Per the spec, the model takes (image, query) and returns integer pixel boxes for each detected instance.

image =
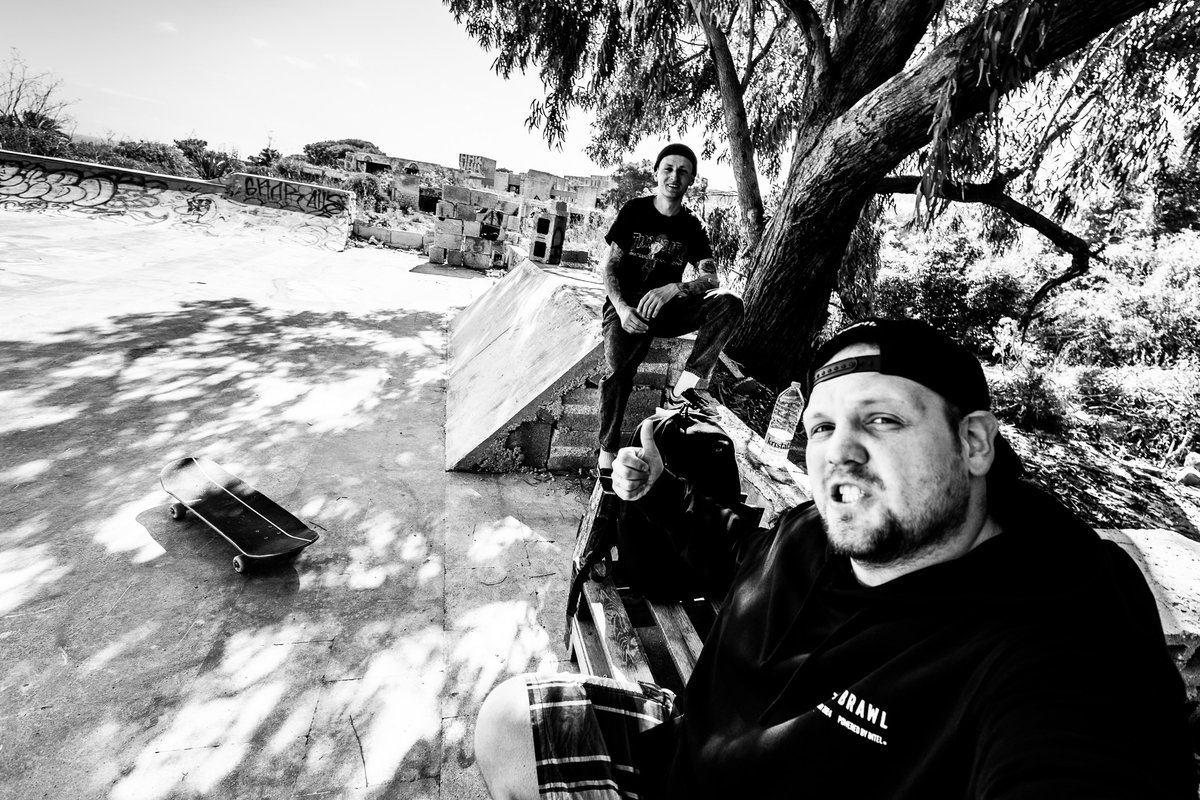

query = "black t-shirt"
[605,195,713,303]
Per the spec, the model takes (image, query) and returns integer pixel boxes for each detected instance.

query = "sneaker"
[661,387,715,414]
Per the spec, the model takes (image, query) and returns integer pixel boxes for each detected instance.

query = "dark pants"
[598,292,744,452]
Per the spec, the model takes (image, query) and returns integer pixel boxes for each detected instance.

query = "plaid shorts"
[526,674,678,800]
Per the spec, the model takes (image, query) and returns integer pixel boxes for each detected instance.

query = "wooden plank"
[570,610,613,679]
[647,601,705,683]
[582,578,656,684]
[571,479,615,579]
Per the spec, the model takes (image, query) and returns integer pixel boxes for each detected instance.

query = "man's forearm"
[602,242,628,310]
[676,258,720,296]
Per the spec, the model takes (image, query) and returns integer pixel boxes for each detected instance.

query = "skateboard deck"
[159,456,319,572]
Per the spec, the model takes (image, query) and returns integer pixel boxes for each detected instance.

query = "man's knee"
[712,292,744,319]
[475,675,538,800]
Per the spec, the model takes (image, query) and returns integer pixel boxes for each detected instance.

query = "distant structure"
[565,174,617,210]
[340,149,619,213]
[459,153,498,184]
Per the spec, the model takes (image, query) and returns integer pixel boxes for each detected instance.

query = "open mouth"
[831,483,866,505]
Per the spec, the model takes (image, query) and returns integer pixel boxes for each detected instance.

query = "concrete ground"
[0,213,589,799]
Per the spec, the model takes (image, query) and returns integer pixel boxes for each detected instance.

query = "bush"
[875,232,1028,358]
[111,140,197,177]
[990,362,1069,434]
[1038,235,1200,367]
[344,173,385,213]
[0,124,72,157]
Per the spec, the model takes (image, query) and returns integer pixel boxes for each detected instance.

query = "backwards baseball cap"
[806,318,1024,483]
[654,143,698,174]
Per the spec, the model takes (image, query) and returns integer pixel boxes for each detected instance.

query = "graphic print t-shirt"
[605,195,714,304]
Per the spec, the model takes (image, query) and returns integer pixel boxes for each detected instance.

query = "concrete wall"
[1,149,355,251]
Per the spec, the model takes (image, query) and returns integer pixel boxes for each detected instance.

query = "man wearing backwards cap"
[594,142,743,482]
[474,318,1195,800]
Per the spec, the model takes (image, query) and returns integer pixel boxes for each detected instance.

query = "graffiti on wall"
[230,175,349,217]
[0,158,350,251]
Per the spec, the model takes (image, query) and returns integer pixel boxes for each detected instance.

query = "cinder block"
[500,200,521,215]
[436,200,456,218]
[443,185,472,203]
[446,249,464,267]
[563,385,600,407]
[462,251,493,270]
[455,204,477,222]
[561,249,589,264]
[634,361,668,388]
[428,246,446,265]
[389,230,425,249]
[554,200,568,216]
[462,220,482,237]
[546,449,595,472]
[556,411,596,431]
[551,428,599,450]
[433,233,462,250]
[463,237,497,255]
[471,189,501,209]
[436,217,464,235]
[505,215,523,231]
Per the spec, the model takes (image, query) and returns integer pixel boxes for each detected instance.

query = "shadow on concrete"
[0,293,579,798]
[410,262,492,280]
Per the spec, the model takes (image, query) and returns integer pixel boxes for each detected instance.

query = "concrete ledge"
[1,149,354,251]
[1099,528,1200,695]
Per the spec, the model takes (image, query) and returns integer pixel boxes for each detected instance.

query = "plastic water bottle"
[763,381,804,467]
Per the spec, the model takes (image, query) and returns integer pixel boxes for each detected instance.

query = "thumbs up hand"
[613,417,665,501]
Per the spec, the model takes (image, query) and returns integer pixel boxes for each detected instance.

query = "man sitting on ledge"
[595,142,743,481]
[475,318,1196,799]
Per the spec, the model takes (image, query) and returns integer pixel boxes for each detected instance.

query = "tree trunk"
[728,0,1161,386]
[692,0,766,249]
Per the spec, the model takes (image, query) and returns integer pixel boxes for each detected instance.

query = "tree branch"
[775,0,832,93]
[743,16,789,91]
[875,175,1103,332]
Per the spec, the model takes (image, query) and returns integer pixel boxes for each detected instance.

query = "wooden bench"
[567,391,812,689]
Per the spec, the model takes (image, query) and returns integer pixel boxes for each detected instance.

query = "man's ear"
[961,410,999,477]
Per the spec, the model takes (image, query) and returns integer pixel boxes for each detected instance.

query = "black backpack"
[565,408,753,634]
[616,408,748,601]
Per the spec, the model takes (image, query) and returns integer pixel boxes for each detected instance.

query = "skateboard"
[159,456,319,573]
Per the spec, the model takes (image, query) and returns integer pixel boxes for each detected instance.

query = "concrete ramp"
[1,149,354,251]
[447,260,606,471]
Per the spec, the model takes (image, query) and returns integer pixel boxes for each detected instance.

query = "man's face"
[803,344,971,564]
[655,155,695,201]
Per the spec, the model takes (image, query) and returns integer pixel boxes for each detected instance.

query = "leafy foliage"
[302,139,383,167]
[599,159,654,209]
[874,230,1027,357]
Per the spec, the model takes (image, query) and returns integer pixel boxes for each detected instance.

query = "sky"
[2,0,737,189]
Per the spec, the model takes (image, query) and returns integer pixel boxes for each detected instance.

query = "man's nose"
[824,424,867,466]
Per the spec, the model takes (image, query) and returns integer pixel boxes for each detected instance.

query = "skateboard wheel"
[232,555,247,573]
[169,502,187,520]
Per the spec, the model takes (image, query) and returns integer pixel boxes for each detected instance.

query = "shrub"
[875,232,1028,359]
[990,362,1069,434]
[1040,237,1200,367]
[0,124,72,157]
[111,140,197,177]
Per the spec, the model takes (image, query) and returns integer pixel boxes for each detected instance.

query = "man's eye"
[867,416,899,427]
[808,423,833,436]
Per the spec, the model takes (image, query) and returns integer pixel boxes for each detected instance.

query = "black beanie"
[654,143,698,174]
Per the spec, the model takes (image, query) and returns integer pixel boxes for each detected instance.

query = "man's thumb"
[639,418,661,462]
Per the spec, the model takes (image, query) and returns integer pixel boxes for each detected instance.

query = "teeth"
[837,485,863,504]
